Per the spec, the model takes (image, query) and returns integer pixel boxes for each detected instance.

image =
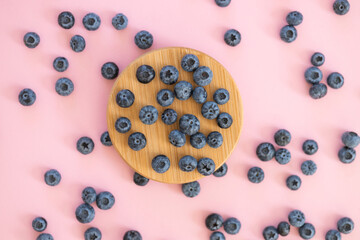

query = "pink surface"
[1,0,360,239]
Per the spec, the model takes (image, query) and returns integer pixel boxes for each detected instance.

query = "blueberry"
[275,148,291,165]
[286,11,303,26]
[151,155,170,173]
[205,213,224,231]
[326,229,342,240]
[179,155,197,172]
[101,62,119,80]
[247,166,264,183]
[96,191,115,210]
[32,217,47,232]
[201,101,220,120]
[217,112,233,129]
[134,30,153,49]
[286,175,301,191]
[311,52,325,67]
[174,81,193,100]
[193,66,213,86]
[179,114,200,136]
[274,129,291,146]
[115,117,131,133]
[136,65,155,84]
[301,160,317,175]
[157,89,175,107]
[77,137,94,155]
[55,77,74,96]
[75,203,95,223]
[192,87,207,104]
[53,57,69,72]
[85,227,102,240]
[82,186,97,204]
[337,217,354,234]
[327,72,344,89]
[139,106,158,125]
[223,217,241,235]
[133,172,149,186]
[190,132,206,149]
[182,181,200,198]
[100,131,112,146]
[160,65,179,85]
[112,13,128,30]
[36,233,54,240]
[333,0,350,15]
[24,32,40,48]
[18,88,36,106]
[128,132,146,151]
[280,25,297,43]
[70,35,86,52]
[83,13,101,31]
[215,0,231,7]
[58,11,75,29]
[181,54,200,72]
[207,131,223,148]
[302,140,318,155]
[123,230,142,240]
[44,169,61,186]
[342,131,360,148]
[161,109,178,125]
[338,146,356,164]
[309,83,328,99]
[305,67,323,84]
[277,221,290,236]
[256,142,275,161]
[263,226,279,240]
[197,158,215,176]
[116,89,135,108]
[224,29,241,47]
[288,210,305,227]
[169,130,186,147]
[210,232,225,240]
[299,223,316,239]
[213,163,228,177]
[213,88,230,105]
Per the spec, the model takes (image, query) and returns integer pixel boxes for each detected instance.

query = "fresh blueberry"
[77,137,94,155]
[309,83,327,99]
[18,88,36,106]
[201,101,220,119]
[217,112,233,129]
[179,114,200,136]
[286,11,303,26]
[75,203,95,223]
[32,217,47,232]
[174,81,193,100]
[207,131,223,148]
[224,29,241,47]
[136,65,155,84]
[305,67,323,84]
[161,109,177,125]
[157,89,175,107]
[286,175,301,191]
[223,217,241,235]
[169,130,186,147]
[247,166,264,183]
[342,131,360,148]
[181,54,199,72]
[215,0,231,7]
[101,62,119,80]
[85,227,102,240]
[116,89,135,108]
[82,187,96,204]
[128,132,146,151]
[55,77,74,96]
[112,13,128,30]
[133,172,149,186]
[190,132,207,149]
[70,35,86,52]
[327,72,344,89]
[193,66,213,86]
[299,223,316,239]
[337,217,354,234]
[338,146,356,164]
[160,65,179,85]
[213,89,230,105]
[96,191,115,210]
[302,140,318,155]
[36,233,54,240]
[179,155,197,172]
[333,0,350,15]
[192,87,207,104]
[53,57,69,72]
[263,226,279,240]
[275,148,291,165]
[205,213,224,231]
[58,11,75,29]
[256,142,276,161]
[152,155,170,173]
[311,52,325,67]
[210,232,225,240]
[83,13,101,31]
[274,129,291,146]
[301,160,317,175]
[280,25,297,43]
[288,210,306,227]
[139,105,158,125]
[44,169,61,186]
[115,117,131,133]
[182,181,200,198]
[134,30,153,49]
[325,229,342,240]
[277,221,290,236]
[100,131,112,146]
[24,32,40,48]
[123,230,142,240]
[197,158,215,176]
[213,163,228,177]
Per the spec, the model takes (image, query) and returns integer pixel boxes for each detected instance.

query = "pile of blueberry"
[205,213,241,239]
[338,131,359,164]
[280,11,303,43]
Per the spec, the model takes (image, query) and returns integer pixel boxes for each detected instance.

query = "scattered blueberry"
[205,213,224,231]
[197,158,216,176]
[342,131,360,148]
[338,146,356,164]
[96,191,115,210]
[32,217,47,232]
[101,62,119,80]
[85,227,102,240]
[58,11,75,29]
[83,13,101,31]
[55,77,74,96]
[286,175,302,191]
[207,131,223,148]
[36,233,54,240]
[82,186,97,204]
[115,117,132,133]
[128,132,147,151]
[112,13,128,30]
[337,217,354,234]
[301,160,317,175]
[305,67,323,84]
[161,109,178,125]
[274,129,291,146]
[174,81,193,100]
[247,166,265,183]
[179,114,200,136]
[280,25,297,43]
[133,172,149,186]
[201,101,220,119]
[215,0,231,7]
[286,11,303,26]
[116,89,135,108]
[325,229,342,240]
[224,29,241,47]
[123,230,142,240]
[157,89,175,107]
[309,83,327,100]
[275,148,291,165]
[299,223,316,239]
[53,57,69,72]
[70,35,86,52]
[277,221,290,236]
[311,52,325,67]
[256,142,276,161]
[223,217,241,235]
[263,226,279,240]
[288,210,306,228]
[179,155,197,172]
[77,137,94,155]
[333,0,350,15]
[139,105,158,125]
[193,66,213,86]
[134,30,153,49]
[182,181,200,198]
[169,130,186,147]
[24,32,40,48]
[213,88,230,105]
[75,203,95,223]
[213,163,228,177]
[217,112,233,129]
[136,65,155,84]
[302,140,318,155]
[44,169,61,186]
[18,88,36,106]
[327,72,344,89]
[192,87,207,104]
[181,54,199,72]
[160,65,179,85]
[190,132,207,149]
[210,231,225,240]
[100,131,112,146]
[152,155,170,173]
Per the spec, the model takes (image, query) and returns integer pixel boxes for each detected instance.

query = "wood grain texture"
[107,47,242,184]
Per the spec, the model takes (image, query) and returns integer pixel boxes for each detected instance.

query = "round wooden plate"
[107,47,242,184]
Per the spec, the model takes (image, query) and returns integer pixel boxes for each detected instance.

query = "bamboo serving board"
[107,47,242,184]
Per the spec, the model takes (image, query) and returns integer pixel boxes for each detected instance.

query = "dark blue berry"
[210,232,225,240]
[116,89,135,108]
[182,181,200,198]
[123,230,142,240]
[193,66,213,86]
[44,169,61,186]
[274,129,291,146]
[302,140,318,155]
[192,87,207,104]
[247,167,264,183]
[181,54,199,72]
[288,210,305,227]
[263,226,279,240]
[277,221,290,236]
[83,13,101,31]
[309,83,327,99]
[157,89,175,107]
[256,142,275,161]
[333,0,350,15]
[280,25,297,43]
[18,88,36,106]
[136,65,155,84]
[179,114,200,136]
[169,130,186,147]
[139,105,158,125]
[223,217,241,235]
[75,203,95,223]
[36,233,54,240]
[201,101,220,120]
[213,163,228,177]
[101,62,119,80]
[342,131,360,148]
[70,35,86,52]
[325,229,341,240]
[327,72,344,89]
[151,155,170,173]
[53,57,69,72]
[128,132,146,151]
[58,11,75,29]
[213,88,230,105]
[55,77,74,96]
[133,172,149,186]
[275,148,291,165]
[286,11,303,26]
[115,117,131,133]
[85,227,102,240]
[77,137,94,155]
[112,13,128,30]
[205,213,224,231]
[96,191,115,210]
[215,0,231,7]
[179,155,197,172]
[217,113,233,129]
[160,65,179,85]
[32,217,47,232]
[197,158,215,176]
[190,132,206,149]
[338,147,356,164]
[24,32,40,48]
[174,81,193,100]
[286,175,302,191]
[337,217,354,234]
[224,29,241,47]
[301,160,317,175]
[100,131,112,146]
[311,52,325,67]
[134,30,153,49]
[161,109,177,125]
[305,67,323,84]
[299,223,316,239]
[207,131,223,148]
[82,186,96,204]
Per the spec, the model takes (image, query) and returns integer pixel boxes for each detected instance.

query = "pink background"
[1,0,360,239]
